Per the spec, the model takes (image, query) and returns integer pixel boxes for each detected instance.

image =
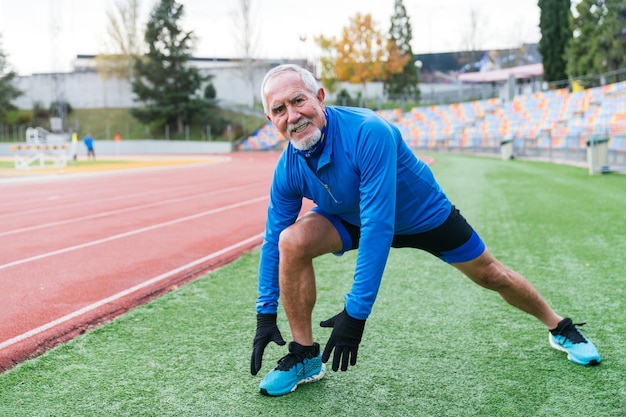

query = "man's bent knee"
[278,225,310,255]
[278,213,343,258]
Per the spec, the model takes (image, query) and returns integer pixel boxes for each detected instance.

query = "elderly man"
[250,64,600,397]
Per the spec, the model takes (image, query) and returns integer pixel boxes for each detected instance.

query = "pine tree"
[597,0,626,81]
[0,35,23,121]
[131,0,215,135]
[384,0,420,101]
[538,0,572,83]
[566,0,600,80]
[567,0,626,83]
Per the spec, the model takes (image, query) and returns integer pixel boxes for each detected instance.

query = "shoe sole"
[549,335,601,366]
[260,364,326,397]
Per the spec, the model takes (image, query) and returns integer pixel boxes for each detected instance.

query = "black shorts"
[313,205,486,264]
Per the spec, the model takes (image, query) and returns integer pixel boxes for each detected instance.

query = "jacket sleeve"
[256,159,303,314]
[344,119,398,320]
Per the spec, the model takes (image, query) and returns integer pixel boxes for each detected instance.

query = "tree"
[231,0,259,107]
[131,0,215,135]
[538,0,572,83]
[596,0,626,80]
[567,0,626,83]
[457,8,486,73]
[316,13,408,100]
[0,35,23,121]
[96,0,144,81]
[316,34,339,93]
[566,0,599,80]
[336,13,386,90]
[384,0,420,101]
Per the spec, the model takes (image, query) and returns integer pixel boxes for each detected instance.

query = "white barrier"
[10,144,70,170]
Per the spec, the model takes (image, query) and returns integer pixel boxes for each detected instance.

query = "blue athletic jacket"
[256,106,452,320]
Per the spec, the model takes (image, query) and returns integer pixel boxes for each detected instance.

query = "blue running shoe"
[259,341,326,396]
[549,318,601,366]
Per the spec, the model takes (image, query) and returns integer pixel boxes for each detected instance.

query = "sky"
[0,0,543,76]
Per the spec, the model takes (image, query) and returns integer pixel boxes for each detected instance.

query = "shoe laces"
[275,342,318,371]
[554,320,588,344]
[275,352,308,371]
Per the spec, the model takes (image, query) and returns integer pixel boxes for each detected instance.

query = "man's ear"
[317,88,325,103]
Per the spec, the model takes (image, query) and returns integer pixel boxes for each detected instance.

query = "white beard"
[289,120,322,151]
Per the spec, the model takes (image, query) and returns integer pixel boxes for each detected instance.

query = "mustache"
[288,118,312,134]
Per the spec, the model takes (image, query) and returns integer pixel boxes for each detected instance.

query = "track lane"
[0,152,281,371]
[0,201,269,334]
[0,184,269,263]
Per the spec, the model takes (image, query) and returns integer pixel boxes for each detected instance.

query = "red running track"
[0,152,288,372]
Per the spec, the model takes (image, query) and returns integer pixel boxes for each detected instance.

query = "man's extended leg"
[453,249,562,328]
[453,249,600,365]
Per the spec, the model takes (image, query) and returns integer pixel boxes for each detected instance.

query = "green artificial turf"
[0,155,624,416]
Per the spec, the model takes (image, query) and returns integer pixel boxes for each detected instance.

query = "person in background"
[83,133,95,160]
[70,131,78,161]
[250,64,601,397]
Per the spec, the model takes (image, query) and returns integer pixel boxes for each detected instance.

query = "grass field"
[0,154,624,417]
[0,157,217,175]
[0,159,134,169]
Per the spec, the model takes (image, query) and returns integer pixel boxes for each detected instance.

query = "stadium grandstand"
[238,79,626,173]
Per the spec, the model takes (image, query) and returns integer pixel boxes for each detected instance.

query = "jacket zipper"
[315,176,341,204]
[305,157,341,204]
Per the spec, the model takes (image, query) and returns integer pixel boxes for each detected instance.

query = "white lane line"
[0,182,263,237]
[0,232,264,351]
[0,174,265,220]
[0,195,267,271]
[0,185,188,219]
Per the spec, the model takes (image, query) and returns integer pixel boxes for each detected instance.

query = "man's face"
[264,71,326,151]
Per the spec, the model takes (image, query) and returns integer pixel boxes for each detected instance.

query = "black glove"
[250,313,286,375]
[320,309,366,371]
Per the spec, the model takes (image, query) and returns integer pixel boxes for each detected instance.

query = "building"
[12,46,542,111]
[12,55,284,110]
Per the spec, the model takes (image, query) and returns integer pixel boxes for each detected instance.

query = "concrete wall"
[13,63,274,110]
[14,73,135,109]
[12,61,496,111]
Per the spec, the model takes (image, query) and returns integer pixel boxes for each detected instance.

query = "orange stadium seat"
[238,81,626,158]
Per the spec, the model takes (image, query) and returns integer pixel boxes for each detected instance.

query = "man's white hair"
[260,64,319,115]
